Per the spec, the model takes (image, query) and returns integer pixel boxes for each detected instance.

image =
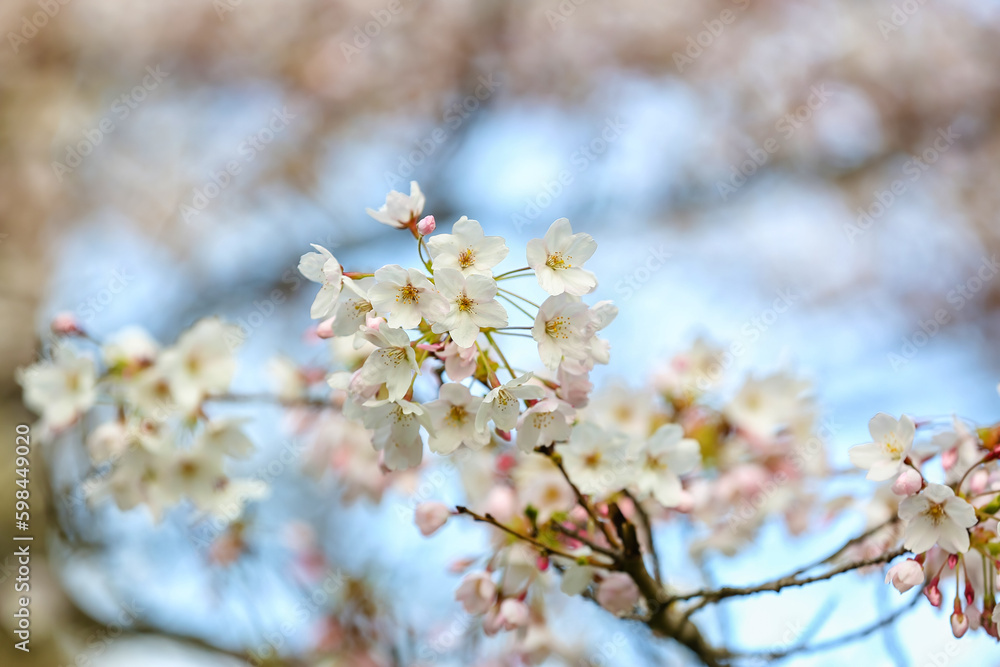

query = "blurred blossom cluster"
[5,1,1000,666]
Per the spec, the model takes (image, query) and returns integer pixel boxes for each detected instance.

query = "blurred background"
[2,0,1000,665]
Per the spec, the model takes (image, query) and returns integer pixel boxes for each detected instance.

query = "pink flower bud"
[414,502,451,537]
[948,554,959,570]
[951,611,969,638]
[595,573,640,616]
[965,580,975,606]
[924,579,942,607]
[456,571,497,615]
[416,215,436,235]
[891,468,922,496]
[316,317,336,339]
[884,558,924,593]
[51,311,82,336]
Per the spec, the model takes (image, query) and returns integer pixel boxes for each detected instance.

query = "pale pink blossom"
[884,558,923,593]
[596,573,640,616]
[456,571,496,615]
[414,501,451,536]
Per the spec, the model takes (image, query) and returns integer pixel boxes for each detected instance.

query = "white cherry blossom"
[362,398,432,471]
[424,382,490,454]
[17,343,97,431]
[516,398,574,452]
[365,180,425,229]
[526,218,598,296]
[369,264,448,329]
[298,244,343,319]
[898,483,977,554]
[532,294,591,369]
[426,216,509,277]
[849,413,915,481]
[559,422,631,497]
[632,423,701,507]
[329,276,375,337]
[357,324,418,402]
[431,268,508,347]
[158,318,239,413]
[476,373,545,432]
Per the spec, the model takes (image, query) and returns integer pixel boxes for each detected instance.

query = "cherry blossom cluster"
[851,410,1000,638]
[16,318,266,520]
[406,341,834,635]
[299,181,616,471]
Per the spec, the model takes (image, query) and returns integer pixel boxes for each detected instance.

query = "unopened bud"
[416,215,436,236]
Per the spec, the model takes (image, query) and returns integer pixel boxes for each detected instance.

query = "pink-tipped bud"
[536,555,550,572]
[965,580,975,606]
[316,317,336,339]
[884,558,924,593]
[948,554,959,570]
[414,502,451,537]
[891,467,923,496]
[51,312,82,336]
[416,215,436,235]
[951,611,969,638]
[924,579,942,607]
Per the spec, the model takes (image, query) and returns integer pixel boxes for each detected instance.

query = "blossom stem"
[454,506,611,566]
[493,267,532,280]
[417,237,433,273]
[489,331,534,339]
[497,288,540,309]
[483,331,517,379]
[544,449,623,552]
[496,292,535,321]
[955,453,993,494]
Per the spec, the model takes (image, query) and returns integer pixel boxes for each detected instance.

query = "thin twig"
[455,506,613,566]
[623,489,662,586]
[671,546,908,611]
[544,450,623,551]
